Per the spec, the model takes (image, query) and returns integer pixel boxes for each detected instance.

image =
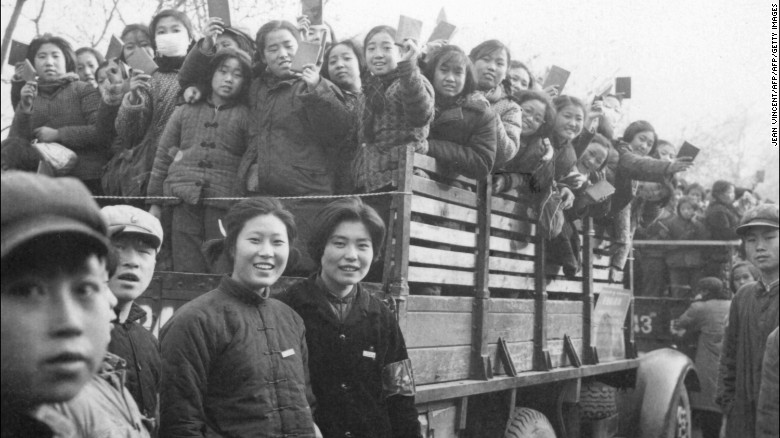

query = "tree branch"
[32,0,47,37]
[90,0,121,48]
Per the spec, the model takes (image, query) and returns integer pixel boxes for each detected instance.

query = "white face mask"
[155,32,190,57]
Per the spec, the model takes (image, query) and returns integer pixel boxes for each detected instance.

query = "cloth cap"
[1,172,109,258]
[736,204,779,236]
[101,205,163,250]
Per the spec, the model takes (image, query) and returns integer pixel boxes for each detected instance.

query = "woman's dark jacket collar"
[219,275,271,305]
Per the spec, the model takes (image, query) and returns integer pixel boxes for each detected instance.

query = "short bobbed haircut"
[514,89,555,139]
[320,39,365,82]
[27,34,77,73]
[468,39,512,91]
[308,197,386,266]
[149,9,193,50]
[423,45,477,98]
[204,49,253,106]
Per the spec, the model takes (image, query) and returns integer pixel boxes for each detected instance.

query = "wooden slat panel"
[410,245,476,269]
[409,346,471,384]
[403,312,473,348]
[488,274,583,294]
[548,313,583,339]
[488,312,534,343]
[410,221,477,248]
[488,235,536,256]
[413,153,477,185]
[411,176,478,207]
[411,196,478,225]
[406,296,474,313]
[490,212,536,236]
[546,278,583,294]
[489,274,534,291]
[488,298,535,313]
[408,266,475,286]
[489,341,534,374]
[593,254,611,267]
[593,283,630,295]
[548,300,581,314]
[488,256,534,274]
[547,338,583,368]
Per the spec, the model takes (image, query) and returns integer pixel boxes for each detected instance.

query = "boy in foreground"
[1,172,117,436]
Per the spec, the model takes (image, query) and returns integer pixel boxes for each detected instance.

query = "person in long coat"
[717,204,779,438]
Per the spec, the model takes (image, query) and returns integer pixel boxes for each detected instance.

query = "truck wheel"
[580,381,618,420]
[666,383,692,438]
[504,407,556,438]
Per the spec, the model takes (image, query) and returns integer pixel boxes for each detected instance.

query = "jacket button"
[345,433,353,438]
[340,383,349,391]
[339,334,346,341]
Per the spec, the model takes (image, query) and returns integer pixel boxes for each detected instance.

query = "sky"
[1,0,777,198]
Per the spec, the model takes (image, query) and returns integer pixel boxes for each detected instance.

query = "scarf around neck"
[155,55,186,73]
[36,73,79,96]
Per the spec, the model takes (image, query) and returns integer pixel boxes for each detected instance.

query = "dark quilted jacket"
[160,276,316,438]
[114,70,181,196]
[353,61,434,192]
[9,77,106,180]
[147,101,249,206]
[427,93,498,180]
[276,277,422,438]
[236,75,352,196]
[107,303,160,422]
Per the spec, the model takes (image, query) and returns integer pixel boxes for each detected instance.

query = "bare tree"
[0,0,28,75]
[30,0,46,37]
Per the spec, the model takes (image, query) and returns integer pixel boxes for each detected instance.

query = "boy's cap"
[1,172,109,258]
[736,204,779,236]
[101,205,163,250]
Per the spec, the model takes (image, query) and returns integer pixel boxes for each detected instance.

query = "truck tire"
[580,381,618,420]
[666,383,692,438]
[504,407,556,438]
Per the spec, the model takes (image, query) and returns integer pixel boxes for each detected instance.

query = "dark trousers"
[172,203,226,273]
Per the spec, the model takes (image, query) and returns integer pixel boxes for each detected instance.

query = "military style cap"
[736,204,779,236]
[101,205,163,250]
[1,172,109,258]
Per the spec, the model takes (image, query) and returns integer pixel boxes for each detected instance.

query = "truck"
[137,147,698,438]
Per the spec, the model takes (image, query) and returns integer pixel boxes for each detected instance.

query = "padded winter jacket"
[237,74,352,196]
[717,280,779,438]
[9,76,106,180]
[107,302,161,421]
[353,61,434,192]
[114,70,182,196]
[160,276,316,438]
[276,277,422,438]
[480,85,521,167]
[147,101,249,207]
[427,93,498,180]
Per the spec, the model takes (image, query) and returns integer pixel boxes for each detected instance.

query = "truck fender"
[616,348,700,438]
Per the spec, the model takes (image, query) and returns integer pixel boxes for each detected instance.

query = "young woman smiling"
[277,197,421,438]
[160,197,321,437]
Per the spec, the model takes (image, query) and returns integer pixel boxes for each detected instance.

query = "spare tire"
[580,381,618,420]
[504,407,556,438]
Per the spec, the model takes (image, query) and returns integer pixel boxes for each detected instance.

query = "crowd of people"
[0,6,778,438]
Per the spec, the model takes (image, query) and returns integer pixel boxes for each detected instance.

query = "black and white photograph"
[1,0,778,437]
